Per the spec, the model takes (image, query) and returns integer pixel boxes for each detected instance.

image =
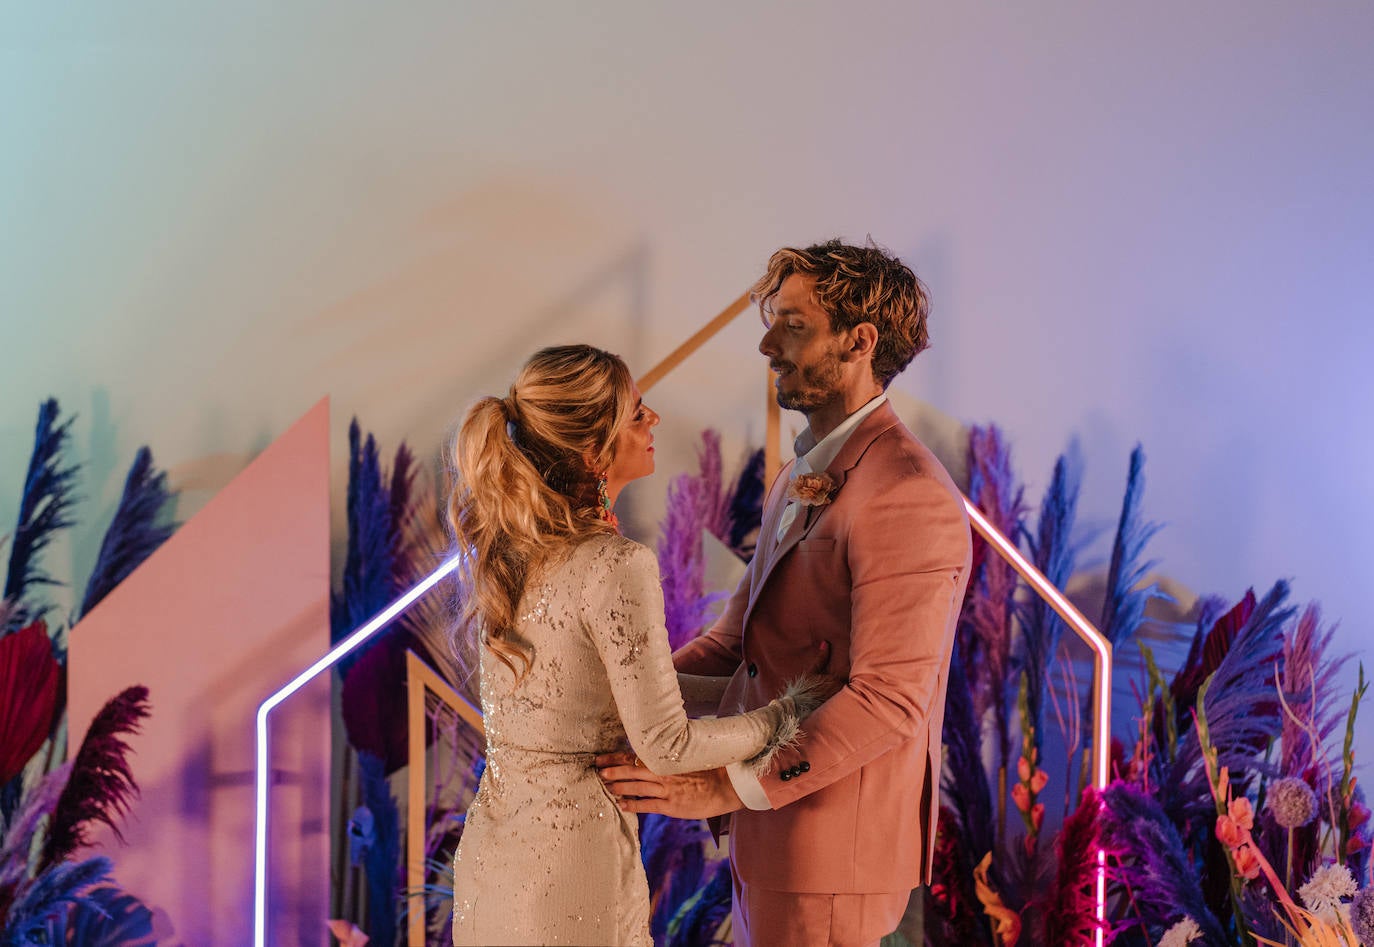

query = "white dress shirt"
[725,394,888,810]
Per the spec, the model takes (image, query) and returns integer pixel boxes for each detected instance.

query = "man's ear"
[841,322,878,360]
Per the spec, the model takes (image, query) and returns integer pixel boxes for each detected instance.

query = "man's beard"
[774,352,844,413]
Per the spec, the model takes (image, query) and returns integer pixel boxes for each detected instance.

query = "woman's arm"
[579,538,817,775]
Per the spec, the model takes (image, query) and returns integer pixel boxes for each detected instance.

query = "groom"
[600,239,972,946]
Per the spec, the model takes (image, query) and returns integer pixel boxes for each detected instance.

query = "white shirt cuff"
[725,761,772,811]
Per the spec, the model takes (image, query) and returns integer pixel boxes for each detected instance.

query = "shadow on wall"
[280,176,655,576]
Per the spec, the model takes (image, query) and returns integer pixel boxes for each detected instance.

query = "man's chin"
[777,393,820,413]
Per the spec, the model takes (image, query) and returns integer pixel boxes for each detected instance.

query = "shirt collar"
[792,393,888,477]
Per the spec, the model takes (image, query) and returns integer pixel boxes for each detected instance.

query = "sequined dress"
[452,534,796,946]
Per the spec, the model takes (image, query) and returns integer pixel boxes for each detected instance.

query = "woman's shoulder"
[567,530,655,576]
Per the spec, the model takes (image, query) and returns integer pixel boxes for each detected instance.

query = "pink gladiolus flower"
[1031,803,1045,833]
[1216,815,1243,849]
[1012,782,1031,813]
[1017,756,1031,782]
[1031,769,1049,794]
[1228,796,1254,831]
[1233,844,1262,880]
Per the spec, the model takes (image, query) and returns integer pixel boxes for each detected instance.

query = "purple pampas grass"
[958,425,1026,783]
[1040,788,1107,946]
[657,431,731,650]
[41,686,150,869]
[1280,604,1350,784]
[1099,783,1228,944]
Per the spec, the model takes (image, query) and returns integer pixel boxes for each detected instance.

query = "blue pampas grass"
[1099,783,1228,945]
[1099,446,1167,648]
[639,814,708,943]
[79,447,176,619]
[1163,582,1292,826]
[57,883,158,946]
[665,857,732,947]
[942,637,995,865]
[356,750,400,945]
[1020,447,1083,752]
[4,400,80,628]
[0,855,112,947]
[334,420,397,671]
[725,448,766,558]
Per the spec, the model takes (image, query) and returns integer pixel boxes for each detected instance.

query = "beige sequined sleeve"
[579,537,797,776]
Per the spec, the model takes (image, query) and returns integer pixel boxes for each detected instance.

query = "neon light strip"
[254,507,1113,944]
[962,500,1113,945]
[253,551,465,947]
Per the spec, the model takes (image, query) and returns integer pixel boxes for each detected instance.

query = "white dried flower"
[1298,862,1358,924]
[1159,916,1202,947]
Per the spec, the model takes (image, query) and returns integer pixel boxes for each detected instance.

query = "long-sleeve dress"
[451,533,798,947]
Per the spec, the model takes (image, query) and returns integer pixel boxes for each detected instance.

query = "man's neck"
[805,383,885,442]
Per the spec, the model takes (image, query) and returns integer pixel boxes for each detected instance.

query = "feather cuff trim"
[743,675,833,776]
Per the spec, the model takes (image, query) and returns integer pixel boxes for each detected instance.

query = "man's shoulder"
[858,421,962,498]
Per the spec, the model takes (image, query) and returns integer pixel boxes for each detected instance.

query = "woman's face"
[605,384,660,500]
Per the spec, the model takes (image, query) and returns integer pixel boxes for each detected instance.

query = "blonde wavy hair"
[449,345,636,679]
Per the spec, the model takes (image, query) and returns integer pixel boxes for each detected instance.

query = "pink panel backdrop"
[69,398,332,946]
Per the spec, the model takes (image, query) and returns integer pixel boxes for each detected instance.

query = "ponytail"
[449,346,634,680]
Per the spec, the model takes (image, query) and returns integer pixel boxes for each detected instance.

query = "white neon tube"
[253,551,464,947]
[962,500,1113,946]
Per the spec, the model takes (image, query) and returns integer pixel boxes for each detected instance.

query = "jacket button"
[779,771,792,781]
[799,761,810,773]
[747,663,758,677]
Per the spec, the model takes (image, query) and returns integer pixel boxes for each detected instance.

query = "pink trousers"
[729,860,911,947]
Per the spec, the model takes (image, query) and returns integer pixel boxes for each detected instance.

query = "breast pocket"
[797,537,835,552]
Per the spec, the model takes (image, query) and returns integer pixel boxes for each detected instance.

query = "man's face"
[758,274,847,414]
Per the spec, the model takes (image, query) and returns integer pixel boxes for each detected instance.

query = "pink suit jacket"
[673,402,972,894]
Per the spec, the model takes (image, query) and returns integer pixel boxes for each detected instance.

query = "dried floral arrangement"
[1,400,171,944]
[929,425,1370,947]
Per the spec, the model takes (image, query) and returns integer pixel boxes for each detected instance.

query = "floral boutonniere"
[786,471,839,507]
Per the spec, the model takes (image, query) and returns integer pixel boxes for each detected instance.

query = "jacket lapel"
[742,402,903,625]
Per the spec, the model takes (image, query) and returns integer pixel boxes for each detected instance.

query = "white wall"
[4,3,1371,765]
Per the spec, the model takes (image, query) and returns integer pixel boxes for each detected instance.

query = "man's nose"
[759,323,781,357]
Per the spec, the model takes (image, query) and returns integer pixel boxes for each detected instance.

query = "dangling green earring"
[596,471,618,528]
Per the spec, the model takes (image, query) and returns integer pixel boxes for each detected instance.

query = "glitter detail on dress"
[451,533,802,947]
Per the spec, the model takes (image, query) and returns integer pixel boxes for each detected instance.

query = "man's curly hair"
[750,239,930,388]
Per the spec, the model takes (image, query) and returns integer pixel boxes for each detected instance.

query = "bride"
[448,344,817,946]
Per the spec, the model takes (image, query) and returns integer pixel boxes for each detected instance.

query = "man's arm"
[602,469,966,817]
